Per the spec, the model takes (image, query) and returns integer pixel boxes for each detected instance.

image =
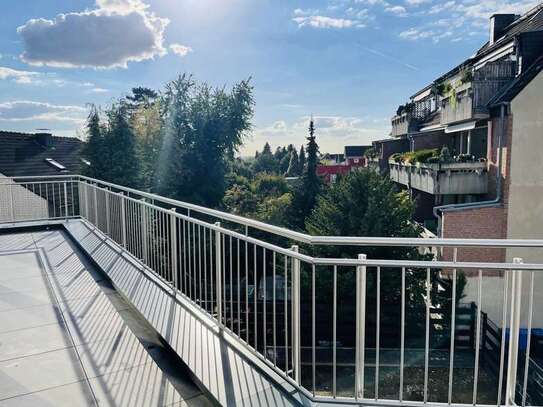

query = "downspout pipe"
[433,102,509,229]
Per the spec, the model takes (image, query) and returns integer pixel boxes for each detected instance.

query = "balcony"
[1,175,542,406]
[440,61,516,125]
[389,161,488,195]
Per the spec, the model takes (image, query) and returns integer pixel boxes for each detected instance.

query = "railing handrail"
[5,174,543,249]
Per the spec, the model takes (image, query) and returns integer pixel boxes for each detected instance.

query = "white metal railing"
[1,174,543,406]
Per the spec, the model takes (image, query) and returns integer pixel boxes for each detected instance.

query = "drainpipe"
[433,102,509,233]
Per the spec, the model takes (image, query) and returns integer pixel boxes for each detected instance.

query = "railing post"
[105,188,110,236]
[9,181,14,222]
[84,182,89,220]
[120,192,126,248]
[291,245,301,384]
[505,258,523,406]
[355,253,367,400]
[215,222,222,326]
[170,209,178,289]
[141,199,148,264]
[63,182,68,218]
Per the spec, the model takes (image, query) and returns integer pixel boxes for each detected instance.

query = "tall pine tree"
[288,117,322,229]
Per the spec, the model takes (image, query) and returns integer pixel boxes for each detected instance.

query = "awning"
[445,120,477,133]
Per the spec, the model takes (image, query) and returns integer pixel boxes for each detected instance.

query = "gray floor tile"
[0,380,96,407]
[0,322,71,361]
[0,347,86,400]
[0,304,62,334]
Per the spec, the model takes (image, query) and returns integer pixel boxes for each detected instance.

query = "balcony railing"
[389,161,488,195]
[1,174,542,406]
[440,61,516,125]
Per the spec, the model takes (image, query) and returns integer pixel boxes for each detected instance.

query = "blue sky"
[0,0,539,155]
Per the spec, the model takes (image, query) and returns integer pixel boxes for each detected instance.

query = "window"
[45,158,66,171]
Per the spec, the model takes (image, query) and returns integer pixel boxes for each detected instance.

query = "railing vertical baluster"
[9,181,14,221]
[263,247,267,359]
[355,253,367,400]
[497,268,510,406]
[105,188,110,236]
[215,222,222,326]
[254,244,258,350]
[473,269,483,404]
[237,239,241,336]
[424,267,431,404]
[273,251,277,367]
[400,266,406,402]
[63,182,68,218]
[284,255,289,374]
[375,266,381,400]
[332,264,337,397]
[522,270,535,407]
[93,184,98,225]
[312,263,316,396]
[291,245,300,384]
[448,248,458,405]
[142,201,148,265]
[505,258,523,406]
[170,209,178,289]
[120,193,126,248]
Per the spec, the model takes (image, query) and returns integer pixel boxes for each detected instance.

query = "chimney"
[35,132,53,148]
[489,14,517,45]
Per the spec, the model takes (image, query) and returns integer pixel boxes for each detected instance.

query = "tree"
[102,102,140,187]
[284,148,300,176]
[157,74,254,207]
[81,106,106,178]
[298,145,306,172]
[288,118,322,229]
[279,145,292,174]
[126,87,158,108]
[253,142,277,174]
[131,100,164,190]
[81,103,139,187]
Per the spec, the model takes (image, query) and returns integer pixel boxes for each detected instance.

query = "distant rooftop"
[0,131,83,177]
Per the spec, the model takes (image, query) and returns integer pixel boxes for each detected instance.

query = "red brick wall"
[441,206,507,275]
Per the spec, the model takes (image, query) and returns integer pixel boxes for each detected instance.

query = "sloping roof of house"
[489,55,543,104]
[412,4,543,97]
[344,145,371,157]
[475,4,543,57]
[0,131,84,177]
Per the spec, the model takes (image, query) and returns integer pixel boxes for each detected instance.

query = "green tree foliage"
[223,173,291,226]
[157,74,254,207]
[289,118,322,229]
[131,99,164,190]
[102,102,141,187]
[298,145,306,172]
[284,148,300,177]
[252,142,277,174]
[81,106,106,178]
[81,103,140,187]
[305,169,463,315]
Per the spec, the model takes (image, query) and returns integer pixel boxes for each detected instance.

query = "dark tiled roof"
[0,131,83,177]
[429,4,543,85]
[476,4,543,57]
[344,145,371,157]
[489,55,543,104]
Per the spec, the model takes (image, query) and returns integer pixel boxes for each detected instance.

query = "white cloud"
[293,15,363,29]
[169,43,193,57]
[0,101,86,123]
[17,0,169,69]
[0,66,40,84]
[247,115,387,155]
[405,0,432,4]
[385,5,408,16]
[399,28,434,40]
[90,87,109,93]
